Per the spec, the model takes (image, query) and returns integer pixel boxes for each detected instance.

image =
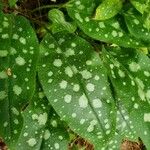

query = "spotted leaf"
[66,0,145,48]
[94,0,122,20]
[38,33,116,149]
[0,13,39,148]
[125,12,150,43]
[130,0,149,14]
[102,46,150,148]
[48,9,77,33]
[16,87,69,150]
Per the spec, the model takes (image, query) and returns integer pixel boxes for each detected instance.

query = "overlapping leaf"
[125,11,150,43]
[94,0,122,20]
[102,46,150,148]
[66,0,146,48]
[48,9,77,33]
[130,0,149,14]
[38,33,116,149]
[16,87,69,150]
[0,12,39,148]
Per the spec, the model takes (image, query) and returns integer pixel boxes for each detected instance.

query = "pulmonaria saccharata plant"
[0,0,150,149]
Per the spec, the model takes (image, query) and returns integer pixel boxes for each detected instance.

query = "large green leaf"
[66,0,146,48]
[0,13,39,149]
[103,46,150,149]
[94,0,122,20]
[38,33,116,149]
[16,87,69,150]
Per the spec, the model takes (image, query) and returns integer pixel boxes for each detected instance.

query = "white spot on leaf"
[99,22,105,28]
[65,48,75,57]
[0,50,8,57]
[92,99,102,108]
[118,70,125,78]
[75,13,83,22]
[65,66,73,77]
[79,94,88,108]
[11,107,19,115]
[44,129,51,140]
[86,83,95,92]
[64,94,72,103]
[112,30,118,37]
[144,113,150,122]
[80,70,92,79]
[144,71,150,77]
[13,85,22,95]
[73,84,80,92]
[59,80,67,89]
[48,71,53,77]
[19,37,26,45]
[129,62,140,72]
[146,90,150,100]
[53,59,62,67]
[27,138,37,147]
[38,113,48,125]
[54,143,60,149]
[0,91,7,100]
[15,56,26,66]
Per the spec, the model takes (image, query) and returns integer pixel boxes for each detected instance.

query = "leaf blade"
[38,33,116,148]
[0,13,39,148]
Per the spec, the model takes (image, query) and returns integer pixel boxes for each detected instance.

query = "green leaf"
[16,86,69,150]
[41,109,69,150]
[9,0,18,7]
[130,0,149,14]
[67,0,146,48]
[143,13,150,30]
[38,33,116,149]
[48,9,77,33]
[125,11,150,43]
[0,13,39,149]
[94,0,122,20]
[102,46,150,148]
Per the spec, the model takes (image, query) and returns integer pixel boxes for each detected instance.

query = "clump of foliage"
[0,0,150,150]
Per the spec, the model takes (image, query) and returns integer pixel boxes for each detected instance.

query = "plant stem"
[32,4,64,12]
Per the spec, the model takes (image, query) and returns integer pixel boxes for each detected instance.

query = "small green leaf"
[0,12,39,148]
[94,0,122,20]
[48,9,76,33]
[9,0,18,7]
[38,33,116,149]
